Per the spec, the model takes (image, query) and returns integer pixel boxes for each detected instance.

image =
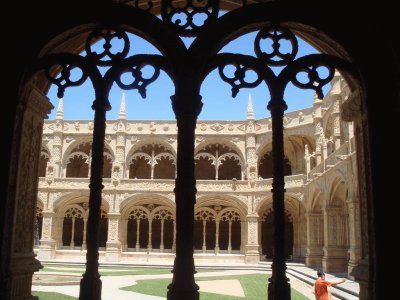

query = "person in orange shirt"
[313,270,346,300]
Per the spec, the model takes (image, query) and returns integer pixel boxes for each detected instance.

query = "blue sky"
[47,31,322,121]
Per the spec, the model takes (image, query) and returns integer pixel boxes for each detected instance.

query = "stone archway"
[261,208,294,259]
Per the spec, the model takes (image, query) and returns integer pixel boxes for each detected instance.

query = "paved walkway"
[32,261,359,299]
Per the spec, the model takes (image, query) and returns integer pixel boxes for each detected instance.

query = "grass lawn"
[33,266,310,299]
[32,291,76,299]
[121,273,309,300]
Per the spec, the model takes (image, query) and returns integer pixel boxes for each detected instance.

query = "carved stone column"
[332,95,342,150]
[304,145,311,180]
[305,212,324,268]
[291,217,300,259]
[347,198,362,277]
[341,90,370,298]
[4,84,52,299]
[322,207,348,272]
[215,221,220,254]
[244,215,260,263]
[245,94,257,183]
[267,97,290,300]
[313,93,323,165]
[321,136,328,171]
[114,122,127,181]
[51,124,64,177]
[167,94,202,300]
[105,212,122,262]
[79,94,110,299]
[38,211,56,259]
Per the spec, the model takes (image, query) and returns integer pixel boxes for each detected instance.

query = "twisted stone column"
[167,94,202,300]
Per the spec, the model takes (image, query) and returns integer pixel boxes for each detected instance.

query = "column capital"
[171,94,203,121]
[21,83,53,118]
[246,214,259,222]
[341,89,363,122]
[106,212,121,219]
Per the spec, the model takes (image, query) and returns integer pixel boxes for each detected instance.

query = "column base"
[322,247,348,272]
[105,250,121,262]
[106,242,121,262]
[167,287,199,300]
[305,247,323,268]
[245,252,260,263]
[267,276,291,300]
[350,258,369,300]
[79,274,102,300]
[37,240,56,259]
[9,252,42,299]
[244,244,260,263]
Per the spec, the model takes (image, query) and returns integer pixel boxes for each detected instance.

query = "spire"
[55,98,64,119]
[313,92,319,103]
[313,91,322,103]
[118,92,126,119]
[247,93,254,119]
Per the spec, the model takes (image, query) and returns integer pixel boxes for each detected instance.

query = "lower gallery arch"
[261,208,293,259]
[53,195,109,253]
[120,195,176,254]
[194,197,245,256]
[259,196,305,261]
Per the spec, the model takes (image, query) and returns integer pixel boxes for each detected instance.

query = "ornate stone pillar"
[167,94,202,300]
[79,93,110,299]
[4,84,51,299]
[313,93,323,165]
[244,215,260,263]
[341,90,370,299]
[240,220,245,253]
[202,220,207,253]
[38,211,56,259]
[160,219,165,252]
[82,218,87,250]
[227,220,232,253]
[346,159,362,278]
[267,96,290,299]
[56,216,63,249]
[329,72,343,151]
[292,218,300,259]
[215,221,220,254]
[116,93,128,179]
[105,213,121,262]
[120,218,128,252]
[304,145,311,180]
[347,198,362,277]
[305,212,324,267]
[70,217,76,248]
[245,94,257,184]
[147,219,153,253]
[321,136,328,171]
[135,219,140,252]
[332,94,342,151]
[51,98,64,178]
[172,220,176,253]
[322,207,348,272]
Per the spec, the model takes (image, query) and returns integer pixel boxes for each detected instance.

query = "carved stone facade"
[35,74,361,274]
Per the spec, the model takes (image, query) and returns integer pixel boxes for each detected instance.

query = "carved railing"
[308,162,324,180]
[38,174,306,192]
[308,141,350,180]
[325,141,349,168]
